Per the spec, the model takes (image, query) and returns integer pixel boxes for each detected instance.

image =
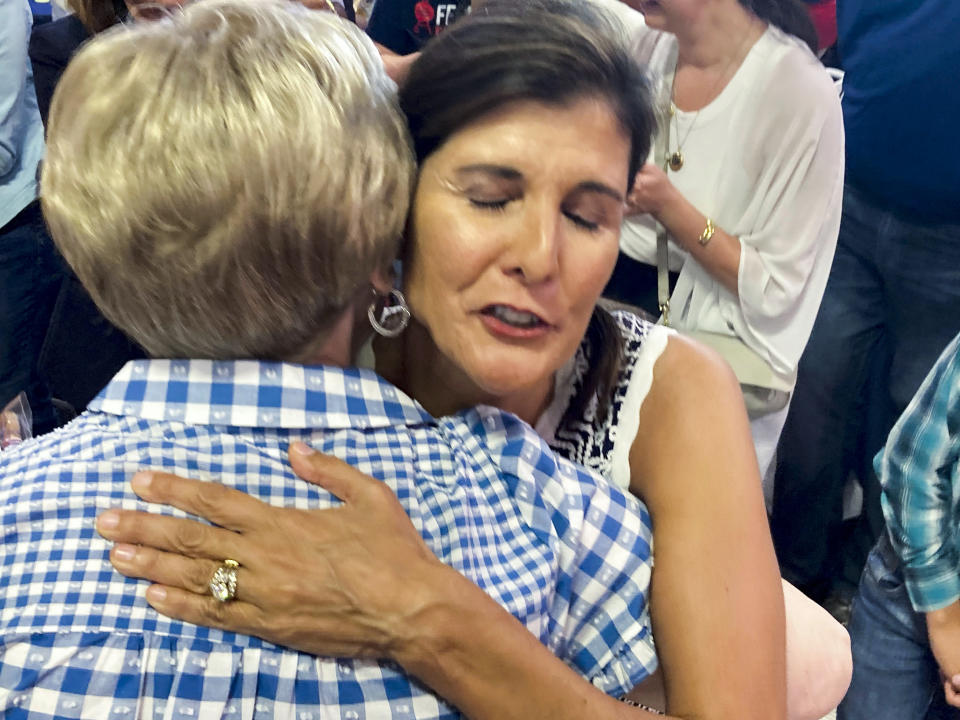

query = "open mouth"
[480,304,550,330]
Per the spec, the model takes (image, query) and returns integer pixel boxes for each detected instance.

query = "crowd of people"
[0,0,957,718]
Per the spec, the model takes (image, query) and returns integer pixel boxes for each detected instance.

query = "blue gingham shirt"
[878,332,960,613]
[0,360,656,718]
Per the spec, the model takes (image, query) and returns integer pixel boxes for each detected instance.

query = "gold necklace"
[667,20,758,172]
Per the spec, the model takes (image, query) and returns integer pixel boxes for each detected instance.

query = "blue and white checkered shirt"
[0,359,656,718]
[878,332,960,613]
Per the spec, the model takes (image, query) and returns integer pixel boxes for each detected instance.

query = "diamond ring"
[209,559,240,602]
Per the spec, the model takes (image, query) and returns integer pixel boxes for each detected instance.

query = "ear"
[369,264,394,295]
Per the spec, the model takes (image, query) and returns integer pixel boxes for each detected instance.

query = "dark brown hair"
[740,0,819,53]
[68,0,127,33]
[400,0,656,421]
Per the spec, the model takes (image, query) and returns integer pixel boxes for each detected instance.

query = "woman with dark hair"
[98,2,849,718]
[602,0,843,482]
[30,0,184,125]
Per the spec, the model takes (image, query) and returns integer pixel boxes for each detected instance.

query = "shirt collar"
[88,359,435,430]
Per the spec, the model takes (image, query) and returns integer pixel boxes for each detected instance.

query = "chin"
[465,346,565,405]
[466,352,545,390]
[476,366,547,398]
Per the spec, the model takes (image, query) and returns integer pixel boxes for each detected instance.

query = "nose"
[503,199,561,285]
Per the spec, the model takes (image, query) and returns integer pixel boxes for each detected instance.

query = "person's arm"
[625,163,741,294]
[628,334,786,720]
[876,334,960,700]
[631,60,845,379]
[97,446,672,720]
[0,2,31,178]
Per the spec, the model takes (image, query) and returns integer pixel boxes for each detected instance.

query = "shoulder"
[626,333,759,498]
[893,333,960,440]
[730,26,842,153]
[635,333,748,455]
[29,15,89,64]
[649,333,742,406]
[750,28,841,118]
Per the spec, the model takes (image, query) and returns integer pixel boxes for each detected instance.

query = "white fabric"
[596,8,844,474]
[535,319,673,491]
[607,324,672,489]
[619,22,844,384]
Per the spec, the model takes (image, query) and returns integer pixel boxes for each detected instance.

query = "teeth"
[489,305,542,328]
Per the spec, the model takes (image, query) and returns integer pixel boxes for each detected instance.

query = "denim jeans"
[838,535,958,720]
[0,201,63,434]
[772,183,960,598]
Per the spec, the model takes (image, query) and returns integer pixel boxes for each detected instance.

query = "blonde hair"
[43,0,414,360]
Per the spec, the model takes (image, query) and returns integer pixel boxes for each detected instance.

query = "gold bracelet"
[698,217,716,247]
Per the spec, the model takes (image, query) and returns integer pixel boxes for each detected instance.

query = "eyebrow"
[456,164,523,181]
[575,180,624,204]
[455,165,624,203]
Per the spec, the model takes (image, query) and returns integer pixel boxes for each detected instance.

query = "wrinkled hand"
[625,162,676,218]
[927,600,960,707]
[96,443,447,660]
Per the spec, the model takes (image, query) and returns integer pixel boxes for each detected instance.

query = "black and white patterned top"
[535,311,673,491]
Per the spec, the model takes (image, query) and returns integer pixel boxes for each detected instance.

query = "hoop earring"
[368,288,411,338]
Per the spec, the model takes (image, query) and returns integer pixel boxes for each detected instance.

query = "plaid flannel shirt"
[878,332,960,612]
[0,359,656,718]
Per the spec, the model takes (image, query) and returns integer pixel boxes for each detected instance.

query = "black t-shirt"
[366,0,467,55]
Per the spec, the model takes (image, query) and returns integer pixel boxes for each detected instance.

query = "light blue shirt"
[0,359,656,717]
[0,0,45,228]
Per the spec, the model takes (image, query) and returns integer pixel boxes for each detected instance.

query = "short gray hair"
[42,0,414,360]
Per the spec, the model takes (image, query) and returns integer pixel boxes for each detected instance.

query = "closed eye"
[469,198,511,211]
[563,210,599,232]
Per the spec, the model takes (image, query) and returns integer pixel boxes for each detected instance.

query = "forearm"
[394,563,668,720]
[655,191,740,296]
[644,488,785,719]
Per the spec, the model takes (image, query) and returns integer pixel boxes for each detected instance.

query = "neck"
[374,320,554,426]
[674,2,761,69]
[292,305,358,368]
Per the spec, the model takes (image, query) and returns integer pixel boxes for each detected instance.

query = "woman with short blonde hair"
[43,2,414,360]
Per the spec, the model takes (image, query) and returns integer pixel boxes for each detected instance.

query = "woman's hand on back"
[96,442,450,660]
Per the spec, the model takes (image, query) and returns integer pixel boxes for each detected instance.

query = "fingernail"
[145,585,167,603]
[97,510,120,531]
[291,441,316,456]
[113,544,137,562]
[131,471,153,492]
[953,674,960,685]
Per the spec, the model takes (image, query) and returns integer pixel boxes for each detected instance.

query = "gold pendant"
[668,151,684,172]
